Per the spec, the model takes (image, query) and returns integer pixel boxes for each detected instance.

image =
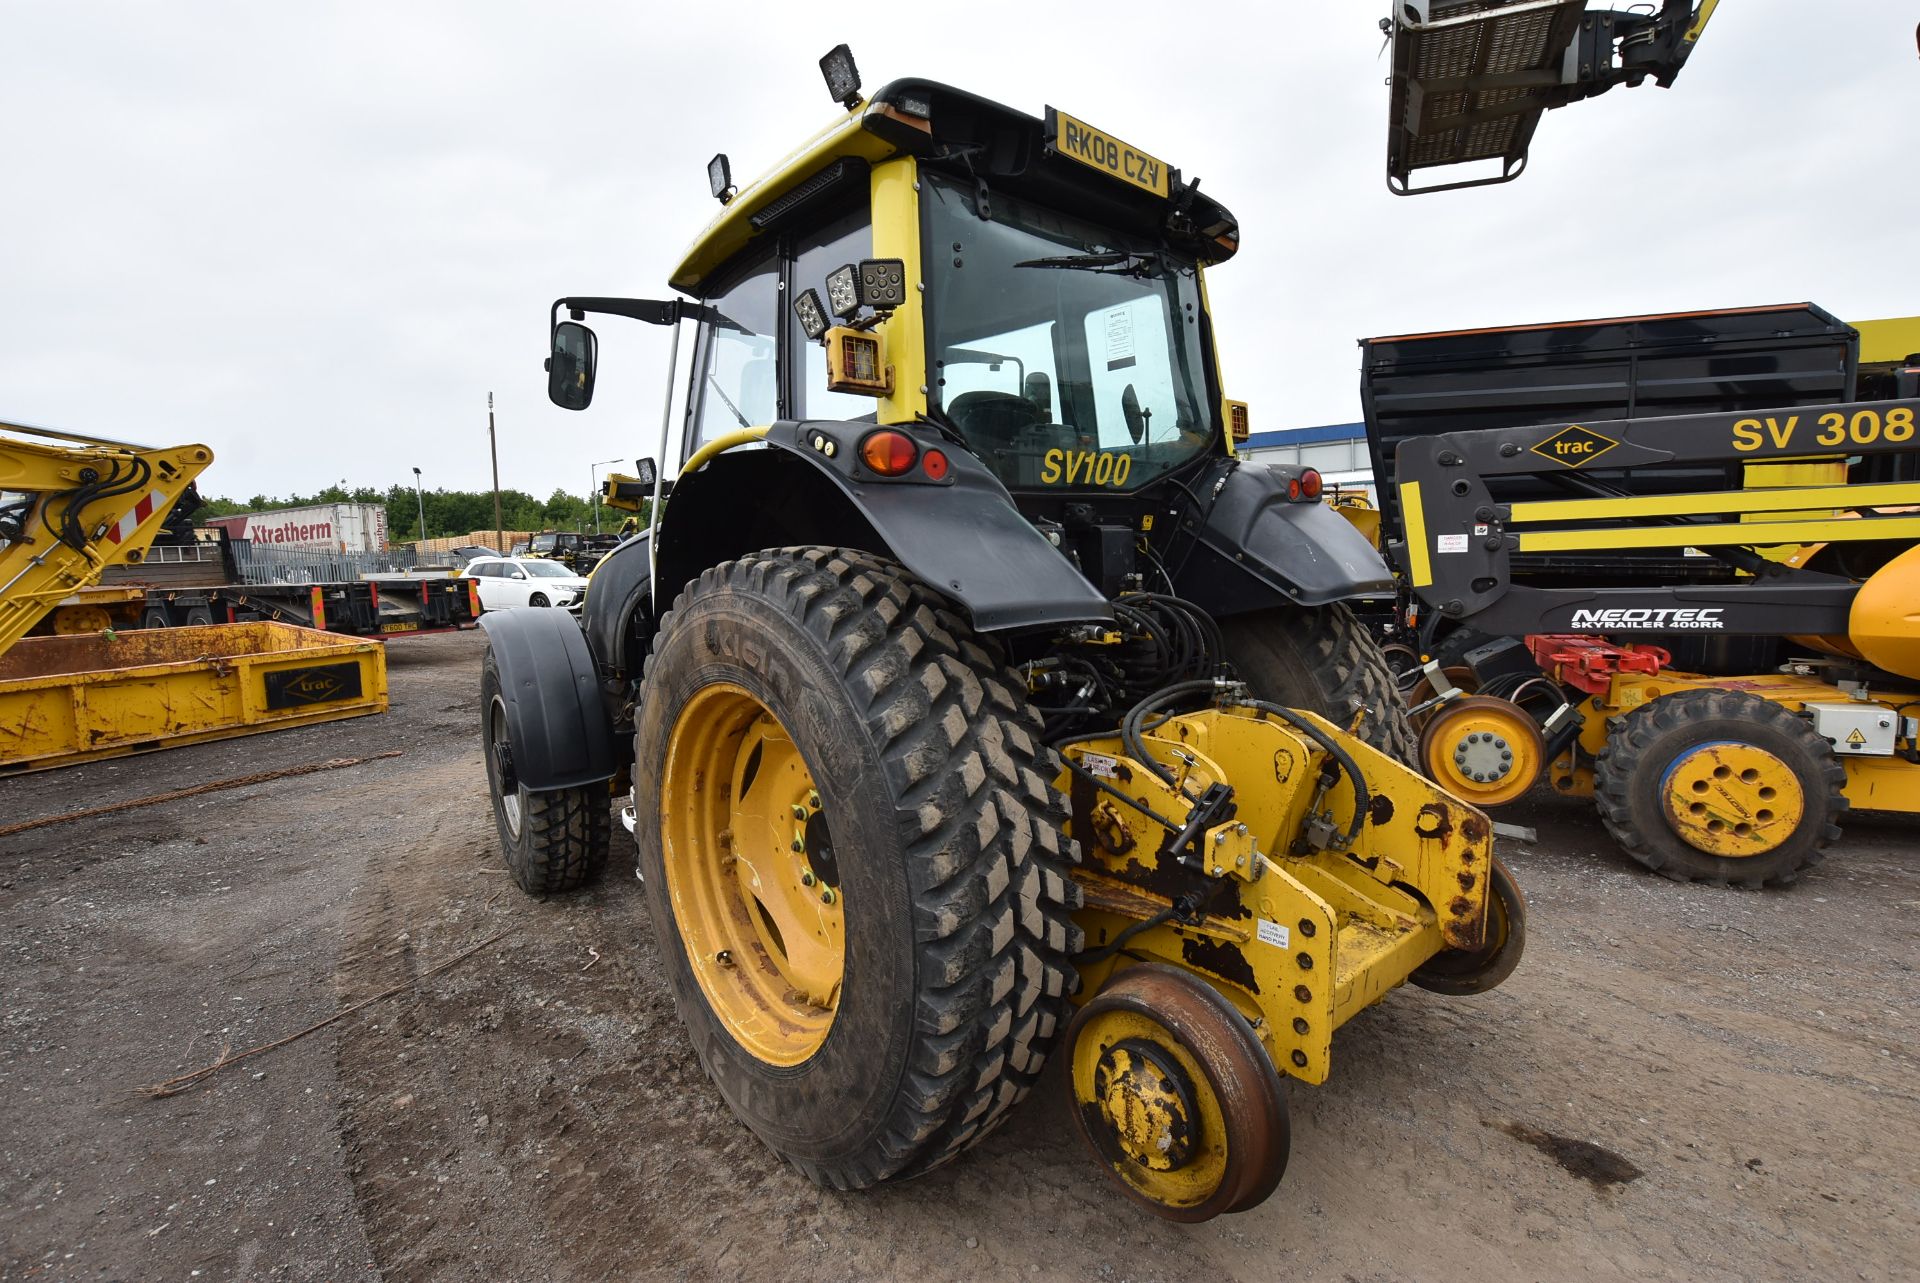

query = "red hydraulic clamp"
[1525,634,1672,697]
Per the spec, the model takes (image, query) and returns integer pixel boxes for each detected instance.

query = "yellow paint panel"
[1399,481,1433,587]
[1518,516,1920,554]
[872,156,927,425]
[1855,316,1920,366]
[1509,481,1920,525]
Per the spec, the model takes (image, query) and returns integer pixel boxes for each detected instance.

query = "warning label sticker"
[1256,919,1290,950]
[1082,752,1119,779]
[1436,533,1469,554]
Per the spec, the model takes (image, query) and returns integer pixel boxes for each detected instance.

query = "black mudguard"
[480,608,617,791]
[579,530,652,677]
[655,422,1111,633]
[1177,458,1395,615]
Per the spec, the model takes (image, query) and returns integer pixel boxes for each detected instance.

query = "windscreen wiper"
[1015,251,1164,278]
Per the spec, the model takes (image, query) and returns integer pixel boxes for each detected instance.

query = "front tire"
[1218,603,1418,763]
[635,547,1083,1189]
[480,647,612,894]
[528,592,550,608]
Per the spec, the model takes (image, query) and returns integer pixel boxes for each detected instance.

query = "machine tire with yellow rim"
[1595,688,1847,888]
[633,546,1083,1188]
[481,647,614,894]
[1064,964,1288,1222]
[1416,695,1546,808]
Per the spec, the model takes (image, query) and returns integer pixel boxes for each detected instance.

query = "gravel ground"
[2,626,1915,1282]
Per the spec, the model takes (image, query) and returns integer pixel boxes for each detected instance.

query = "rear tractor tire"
[634,546,1083,1189]
[480,647,613,894]
[1217,603,1418,764]
[1595,689,1846,887]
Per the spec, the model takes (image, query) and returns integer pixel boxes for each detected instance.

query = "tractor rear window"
[921,173,1217,493]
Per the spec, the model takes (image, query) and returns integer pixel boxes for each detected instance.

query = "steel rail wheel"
[1065,965,1288,1222]
[1417,695,1546,807]
[659,682,845,1066]
[1596,688,1847,887]
[1411,855,1527,996]
[634,547,1082,1189]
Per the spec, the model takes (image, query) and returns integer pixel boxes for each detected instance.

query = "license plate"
[1045,107,1173,198]
[380,622,420,634]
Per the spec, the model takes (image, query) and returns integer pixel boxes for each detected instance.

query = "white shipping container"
[205,502,388,553]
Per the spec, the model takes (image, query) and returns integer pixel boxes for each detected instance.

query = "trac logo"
[1530,424,1621,469]
[1568,607,1725,631]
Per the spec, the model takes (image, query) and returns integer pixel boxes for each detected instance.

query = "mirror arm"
[550,297,747,335]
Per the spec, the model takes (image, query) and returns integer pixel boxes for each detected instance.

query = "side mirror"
[546,321,597,411]
[511,570,528,580]
[634,458,657,488]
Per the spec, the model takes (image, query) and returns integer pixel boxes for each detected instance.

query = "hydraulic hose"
[1237,697,1371,848]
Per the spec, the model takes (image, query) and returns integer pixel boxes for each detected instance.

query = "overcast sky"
[3,2,1915,502]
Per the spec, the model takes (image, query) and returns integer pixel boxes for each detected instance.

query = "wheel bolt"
[791,838,805,853]
[801,869,816,887]
[820,887,836,905]
[791,804,809,820]
[808,791,821,810]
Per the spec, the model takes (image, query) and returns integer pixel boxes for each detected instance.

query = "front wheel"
[480,646,612,894]
[635,547,1083,1189]
[1217,603,1418,763]
[527,592,550,608]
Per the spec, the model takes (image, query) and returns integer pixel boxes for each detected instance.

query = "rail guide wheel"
[1594,688,1848,887]
[1064,964,1288,1222]
[1417,695,1546,807]
[1411,856,1527,996]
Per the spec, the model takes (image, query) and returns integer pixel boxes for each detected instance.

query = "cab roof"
[669,78,1240,295]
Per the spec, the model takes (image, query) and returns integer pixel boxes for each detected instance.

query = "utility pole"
[488,391,504,553]
[411,466,427,547]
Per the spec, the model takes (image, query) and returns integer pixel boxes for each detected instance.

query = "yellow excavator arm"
[0,420,214,657]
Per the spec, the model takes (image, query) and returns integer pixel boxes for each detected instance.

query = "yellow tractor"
[477,52,1523,1220]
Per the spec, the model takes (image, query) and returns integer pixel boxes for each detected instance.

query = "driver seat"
[947,390,1045,452]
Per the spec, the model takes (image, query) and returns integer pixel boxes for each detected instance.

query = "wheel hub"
[1092,1038,1200,1171]
[1451,730,1514,784]
[1660,741,1805,857]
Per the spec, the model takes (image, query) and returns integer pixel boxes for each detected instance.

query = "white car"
[463,557,590,611]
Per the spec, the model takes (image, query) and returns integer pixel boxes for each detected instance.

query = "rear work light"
[1287,468,1323,502]
[860,429,918,477]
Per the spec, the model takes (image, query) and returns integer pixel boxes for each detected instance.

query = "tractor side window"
[791,208,879,422]
[691,255,779,448]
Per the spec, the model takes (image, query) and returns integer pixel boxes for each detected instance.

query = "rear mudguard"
[655,421,1111,633]
[480,608,617,791]
[1176,458,1396,615]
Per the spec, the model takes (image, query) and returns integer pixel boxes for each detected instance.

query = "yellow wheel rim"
[1660,741,1805,857]
[660,682,844,1066]
[1419,696,1544,807]
[1070,1008,1228,1212]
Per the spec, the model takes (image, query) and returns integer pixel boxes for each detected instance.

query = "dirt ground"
[3,627,1916,1282]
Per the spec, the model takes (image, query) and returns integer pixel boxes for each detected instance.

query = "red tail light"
[921,448,949,481]
[1288,468,1324,502]
[859,429,919,476]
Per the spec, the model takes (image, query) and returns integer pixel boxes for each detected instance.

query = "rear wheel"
[1595,689,1846,887]
[635,546,1083,1188]
[1218,603,1418,763]
[480,647,612,894]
